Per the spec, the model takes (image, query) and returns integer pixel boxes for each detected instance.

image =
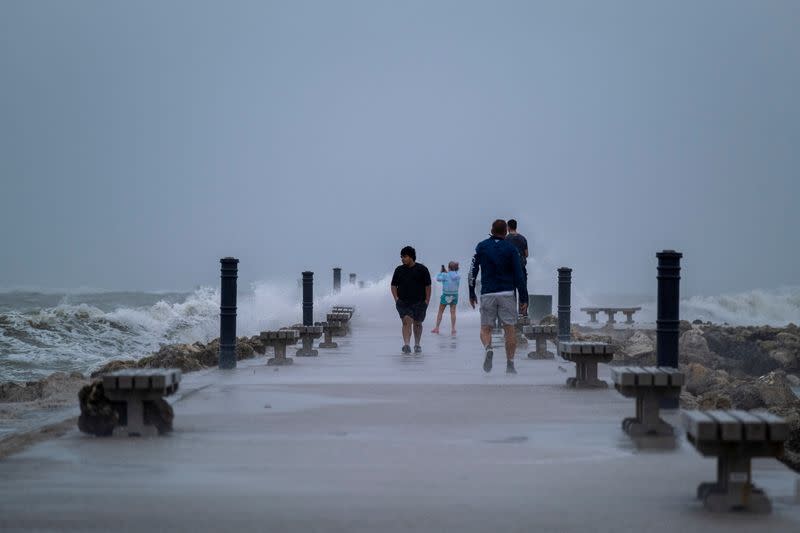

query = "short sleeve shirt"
[391,263,432,304]
[505,233,528,266]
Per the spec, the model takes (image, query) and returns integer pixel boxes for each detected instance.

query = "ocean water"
[1,278,798,382]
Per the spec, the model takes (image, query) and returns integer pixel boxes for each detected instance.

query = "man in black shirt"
[506,218,530,316]
[391,245,432,354]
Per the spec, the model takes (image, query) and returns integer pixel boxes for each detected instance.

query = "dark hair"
[400,245,416,261]
[507,219,518,230]
[491,219,508,237]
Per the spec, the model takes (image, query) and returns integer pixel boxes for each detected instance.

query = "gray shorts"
[479,293,517,327]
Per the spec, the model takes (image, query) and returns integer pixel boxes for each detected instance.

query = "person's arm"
[424,267,432,305]
[512,250,528,310]
[468,248,480,308]
[436,272,447,282]
[523,236,529,259]
[390,268,400,302]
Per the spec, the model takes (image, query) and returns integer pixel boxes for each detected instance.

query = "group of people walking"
[390,218,529,373]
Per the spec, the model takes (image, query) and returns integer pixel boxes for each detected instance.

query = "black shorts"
[396,300,428,323]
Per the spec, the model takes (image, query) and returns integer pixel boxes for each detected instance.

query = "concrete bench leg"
[268,342,294,366]
[527,336,554,360]
[113,395,158,437]
[319,329,338,349]
[622,390,673,436]
[567,360,607,388]
[296,335,318,357]
[623,311,635,324]
[605,311,616,324]
[697,450,771,513]
[588,311,598,323]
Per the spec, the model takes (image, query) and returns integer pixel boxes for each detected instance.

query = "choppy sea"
[1,279,798,382]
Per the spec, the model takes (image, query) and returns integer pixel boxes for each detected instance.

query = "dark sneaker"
[413,345,422,354]
[506,361,517,374]
[483,348,493,373]
[401,345,411,354]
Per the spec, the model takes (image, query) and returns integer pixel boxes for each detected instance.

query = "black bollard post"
[656,250,682,408]
[219,257,239,369]
[349,273,356,286]
[302,271,313,326]
[333,267,342,294]
[557,267,572,344]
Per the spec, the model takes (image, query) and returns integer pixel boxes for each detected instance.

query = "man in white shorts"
[468,219,528,374]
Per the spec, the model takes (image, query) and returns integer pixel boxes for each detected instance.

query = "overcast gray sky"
[1,0,798,297]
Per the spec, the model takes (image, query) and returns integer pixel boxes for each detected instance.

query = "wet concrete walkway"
[1,321,799,532]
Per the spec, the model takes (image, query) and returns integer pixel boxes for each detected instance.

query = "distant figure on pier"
[469,219,528,374]
[391,246,432,354]
[431,261,460,336]
[505,218,529,316]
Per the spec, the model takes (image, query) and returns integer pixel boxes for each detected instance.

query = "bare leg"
[413,321,423,346]
[401,315,413,346]
[449,305,457,333]
[503,324,516,361]
[480,325,493,348]
[432,304,445,333]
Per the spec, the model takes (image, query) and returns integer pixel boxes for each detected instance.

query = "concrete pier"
[0,323,798,532]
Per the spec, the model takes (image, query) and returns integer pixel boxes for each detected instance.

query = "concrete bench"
[522,324,557,359]
[558,341,614,388]
[330,306,355,318]
[514,315,530,345]
[683,409,789,513]
[327,312,351,335]
[316,321,344,349]
[288,324,324,357]
[260,329,299,366]
[612,366,684,436]
[102,369,181,437]
[580,307,642,324]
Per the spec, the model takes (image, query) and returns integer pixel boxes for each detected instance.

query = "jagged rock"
[729,382,767,410]
[779,407,800,472]
[754,370,799,409]
[679,327,717,367]
[684,363,712,396]
[0,381,40,402]
[787,374,800,387]
[248,335,267,355]
[77,381,120,436]
[0,372,88,403]
[697,391,732,410]
[680,390,698,410]
[143,398,174,434]
[703,327,780,376]
[236,340,255,360]
[614,330,654,365]
[137,344,207,372]
[91,359,138,378]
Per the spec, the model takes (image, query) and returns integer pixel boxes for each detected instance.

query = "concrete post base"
[267,356,294,366]
[623,417,674,437]
[528,350,555,360]
[566,376,608,389]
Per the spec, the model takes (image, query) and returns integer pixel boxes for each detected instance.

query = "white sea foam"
[582,286,800,327]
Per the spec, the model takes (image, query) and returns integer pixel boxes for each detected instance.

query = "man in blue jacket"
[469,219,528,374]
